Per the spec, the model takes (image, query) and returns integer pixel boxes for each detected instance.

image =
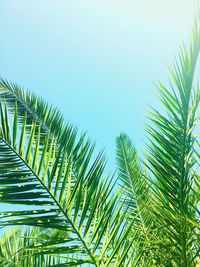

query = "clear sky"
[1,0,199,171]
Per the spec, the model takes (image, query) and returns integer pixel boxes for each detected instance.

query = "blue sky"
[1,0,199,170]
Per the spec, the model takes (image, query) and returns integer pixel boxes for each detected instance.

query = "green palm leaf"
[116,132,150,215]
[0,88,136,265]
[116,133,161,265]
[0,227,69,267]
[145,13,200,266]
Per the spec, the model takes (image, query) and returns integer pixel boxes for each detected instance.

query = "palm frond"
[116,132,150,215]
[116,132,161,265]
[0,89,136,265]
[146,12,200,266]
[0,227,68,267]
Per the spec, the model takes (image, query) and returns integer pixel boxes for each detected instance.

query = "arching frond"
[146,12,200,266]
[0,89,136,266]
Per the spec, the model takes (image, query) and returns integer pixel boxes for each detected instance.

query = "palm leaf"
[145,12,200,266]
[0,227,69,267]
[0,91,135,265]
[116,132,161,265]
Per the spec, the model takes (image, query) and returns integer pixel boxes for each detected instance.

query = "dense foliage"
[0,13,200,267]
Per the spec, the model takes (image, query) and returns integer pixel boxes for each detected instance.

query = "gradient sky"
[1,0,199,171]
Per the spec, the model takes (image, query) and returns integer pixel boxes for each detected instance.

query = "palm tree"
[1,10,200,267]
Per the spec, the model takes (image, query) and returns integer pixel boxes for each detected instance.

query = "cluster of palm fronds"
[1,12,200,267]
